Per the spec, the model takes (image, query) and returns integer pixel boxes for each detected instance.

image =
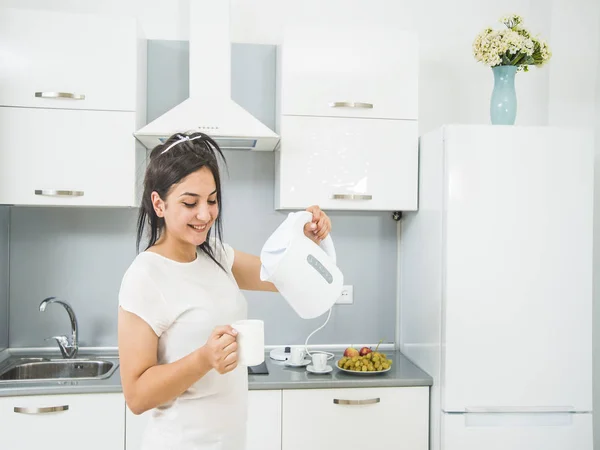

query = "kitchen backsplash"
[7,41,398,348]
[0,207,8,351]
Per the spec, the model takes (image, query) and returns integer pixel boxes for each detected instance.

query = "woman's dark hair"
[137,131,228,271]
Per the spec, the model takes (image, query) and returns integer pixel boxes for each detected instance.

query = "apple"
[359,346,372,356]
[343,347,359,357]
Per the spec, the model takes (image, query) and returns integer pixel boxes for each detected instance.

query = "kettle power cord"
[303,307,335,361]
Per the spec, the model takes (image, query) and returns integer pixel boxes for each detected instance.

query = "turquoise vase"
[490,65,517,125]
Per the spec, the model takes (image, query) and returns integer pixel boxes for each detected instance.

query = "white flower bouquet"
[473,14,551,72]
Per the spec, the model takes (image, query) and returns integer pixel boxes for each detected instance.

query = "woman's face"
[152,166,219,248]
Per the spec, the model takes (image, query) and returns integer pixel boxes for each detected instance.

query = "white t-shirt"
[119,240,248,450]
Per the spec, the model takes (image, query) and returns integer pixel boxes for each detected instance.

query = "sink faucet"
[39,297,79,359]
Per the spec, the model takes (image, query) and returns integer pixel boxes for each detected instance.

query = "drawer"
[282,387,428,450]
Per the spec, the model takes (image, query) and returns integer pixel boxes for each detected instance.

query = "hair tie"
[161,134,206,155]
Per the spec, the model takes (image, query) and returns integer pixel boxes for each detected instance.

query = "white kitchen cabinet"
[125,390,283,450]
[0,107,143,207]
[0,393,124,450]
[275,115,418,211]
[282,387,429,450]
[276,22,419,212]
[280,26,418,120]
[0,7,146,208]
[125,405,151,450]
[247,390,282,450]
[0,8,142,112]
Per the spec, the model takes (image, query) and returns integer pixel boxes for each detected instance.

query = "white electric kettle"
[260,211,344,319]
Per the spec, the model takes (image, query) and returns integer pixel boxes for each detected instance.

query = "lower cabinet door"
[125,404,151,450]
[247,390,282,450]
[0,393,125,450]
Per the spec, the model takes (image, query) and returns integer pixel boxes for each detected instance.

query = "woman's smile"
[189,223,209,232]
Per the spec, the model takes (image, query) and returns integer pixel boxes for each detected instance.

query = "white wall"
[548,0,600,128]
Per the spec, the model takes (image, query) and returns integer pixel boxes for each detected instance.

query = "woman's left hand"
[303,205,331,244]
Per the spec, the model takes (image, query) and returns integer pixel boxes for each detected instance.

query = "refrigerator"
[399,125,594,450]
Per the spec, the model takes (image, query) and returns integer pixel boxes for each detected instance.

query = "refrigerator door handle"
[465,406,577,414]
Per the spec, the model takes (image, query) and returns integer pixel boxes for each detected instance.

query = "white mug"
[289,347,306,365]
[232,319,265,366]
[312,353,327,371]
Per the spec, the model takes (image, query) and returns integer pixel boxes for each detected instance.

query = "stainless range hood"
[134,0,280,151]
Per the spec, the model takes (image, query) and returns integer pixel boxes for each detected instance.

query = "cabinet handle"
[14,405,69,414]
[35,92,85,100]
[333,398,380,406]
[35,190,84,197]
[329,101,373,109]
[331,194,373,201]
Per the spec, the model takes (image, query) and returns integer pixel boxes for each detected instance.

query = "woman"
[118,132,331,450]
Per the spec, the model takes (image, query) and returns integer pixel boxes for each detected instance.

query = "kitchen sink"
[0,358,118,382]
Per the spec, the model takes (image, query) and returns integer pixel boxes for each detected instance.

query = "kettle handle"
[294,211,337,264]
[319,234,337,264]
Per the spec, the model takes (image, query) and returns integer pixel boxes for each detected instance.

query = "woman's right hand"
[201,325,238,374]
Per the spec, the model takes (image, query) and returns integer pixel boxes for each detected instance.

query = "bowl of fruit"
[336,342,392,375]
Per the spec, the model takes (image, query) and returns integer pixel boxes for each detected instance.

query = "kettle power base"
[269,347,291,361]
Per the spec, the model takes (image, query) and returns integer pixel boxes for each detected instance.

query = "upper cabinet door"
[0,107,139,207]
[280,26,418,120]
[276,115,418,211]
[0,8,138,112]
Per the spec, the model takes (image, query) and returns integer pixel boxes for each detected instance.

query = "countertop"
[249,350,432,390]
[0,348,432,397]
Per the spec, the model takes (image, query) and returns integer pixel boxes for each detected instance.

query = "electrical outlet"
[336,285,353,305]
